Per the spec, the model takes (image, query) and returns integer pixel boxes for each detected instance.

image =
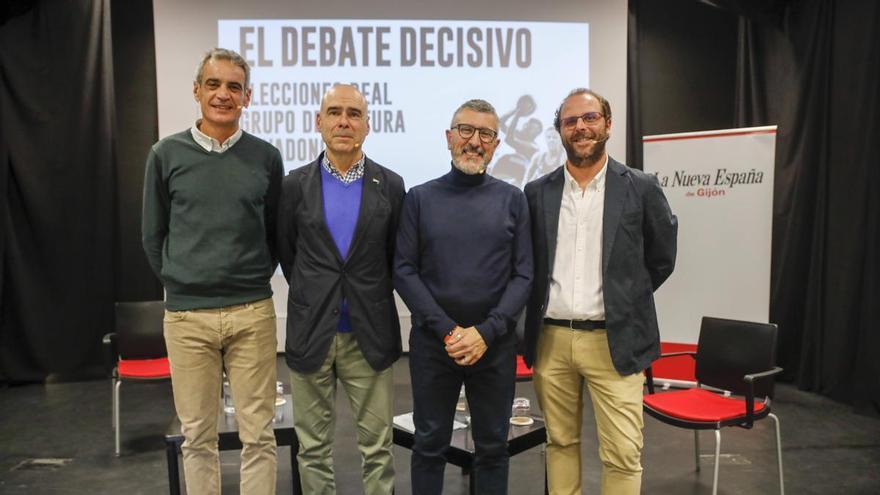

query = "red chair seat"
[118,357,171,379]
[515,354,533,380]
[644,387,765,422]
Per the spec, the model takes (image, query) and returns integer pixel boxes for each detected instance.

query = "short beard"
[564,139,606,168]
[452,148,488,175]
[452,160,486,175]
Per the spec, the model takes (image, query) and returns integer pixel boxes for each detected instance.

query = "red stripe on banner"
[652,342,698,382]
[642,129,777,143]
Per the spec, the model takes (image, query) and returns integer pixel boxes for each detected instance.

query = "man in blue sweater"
[277,84,405,494]
[394,99,534,495]
[142,48,283,495]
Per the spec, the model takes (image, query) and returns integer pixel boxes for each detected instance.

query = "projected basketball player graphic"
[526,127,566,183]
[490,95,543,187]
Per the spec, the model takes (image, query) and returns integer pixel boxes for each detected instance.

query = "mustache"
[569,131,609,146]
[462,144,484,155]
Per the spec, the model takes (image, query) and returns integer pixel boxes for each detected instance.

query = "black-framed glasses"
[560,111,605,129]
[451,124,498,143]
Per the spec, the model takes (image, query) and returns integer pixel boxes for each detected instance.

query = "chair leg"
[114,379,122,456]
[694,430,701,472]
[769,413,785,495]
[111,377,117,429]
[711,429,721,495]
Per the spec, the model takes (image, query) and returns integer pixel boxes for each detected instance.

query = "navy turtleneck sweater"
[393,165,533,346]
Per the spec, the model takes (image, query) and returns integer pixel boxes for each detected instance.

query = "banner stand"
[643,126,776,385]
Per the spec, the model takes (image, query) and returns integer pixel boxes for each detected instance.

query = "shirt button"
[332,309,339,315]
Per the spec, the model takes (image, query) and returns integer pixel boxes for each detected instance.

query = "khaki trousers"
[534,324,645,495]
[164,297,278,495]
[289,332,395,495]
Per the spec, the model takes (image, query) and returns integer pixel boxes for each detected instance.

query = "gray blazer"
[277,154,405,373]
[523,157,677,375]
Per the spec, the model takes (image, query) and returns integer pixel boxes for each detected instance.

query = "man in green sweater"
[142,48,283,495]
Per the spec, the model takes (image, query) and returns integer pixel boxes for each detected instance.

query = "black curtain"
[0,0,117,381]
[627,0,738,167]
[109,0,161,303]
[625,0,643,171]
[733,0,880,408]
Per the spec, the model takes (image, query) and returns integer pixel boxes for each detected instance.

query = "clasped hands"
[444,325,487,366]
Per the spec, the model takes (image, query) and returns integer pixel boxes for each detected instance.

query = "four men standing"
[144,46,677,494]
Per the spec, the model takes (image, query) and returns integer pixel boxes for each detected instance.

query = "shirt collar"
[190,120,243,153]
[322,152,366,185]
[563,154,608,193]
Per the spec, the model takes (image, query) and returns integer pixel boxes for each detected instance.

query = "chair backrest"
[115,301,167,360]
[695,316,778,398]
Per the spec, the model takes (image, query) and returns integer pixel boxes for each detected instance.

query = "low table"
[393,414,548,495]
[163,394,302,495]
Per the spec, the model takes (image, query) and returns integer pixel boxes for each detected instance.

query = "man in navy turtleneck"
[394,99,533,495]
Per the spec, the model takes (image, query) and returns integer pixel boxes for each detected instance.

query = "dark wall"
[110,0,162,301]
[636,0,739,136]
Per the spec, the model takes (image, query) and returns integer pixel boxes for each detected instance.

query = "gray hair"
[195,48,250,89]
[553,88,612,131]
[450,99,499,127]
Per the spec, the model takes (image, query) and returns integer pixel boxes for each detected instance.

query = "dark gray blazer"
[523,157,677,375]
[277,154,405,373]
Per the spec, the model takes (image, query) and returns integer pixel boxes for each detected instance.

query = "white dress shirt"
[190,120,242,153]
[545,156,608,321]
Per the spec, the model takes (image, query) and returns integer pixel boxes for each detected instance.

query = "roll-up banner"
[643,126,777,385]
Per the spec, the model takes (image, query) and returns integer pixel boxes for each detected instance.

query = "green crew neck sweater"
[142,130,284,310]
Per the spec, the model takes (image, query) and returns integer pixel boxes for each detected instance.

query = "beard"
[563,131,608,168]
[452,145,488,175]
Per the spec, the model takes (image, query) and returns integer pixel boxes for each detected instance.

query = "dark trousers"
[409,328,516,495]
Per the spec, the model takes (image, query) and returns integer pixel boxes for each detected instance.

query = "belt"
[544,318,606,331]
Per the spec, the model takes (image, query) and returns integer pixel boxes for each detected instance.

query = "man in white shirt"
[522,88,677,495]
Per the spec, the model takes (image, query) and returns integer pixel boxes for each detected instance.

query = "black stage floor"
[1,356,878,494]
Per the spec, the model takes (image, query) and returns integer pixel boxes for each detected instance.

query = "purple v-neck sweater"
[321,165,363,332]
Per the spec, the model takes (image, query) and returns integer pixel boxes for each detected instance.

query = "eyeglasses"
[560,112,605,129]
[451,124,498,143]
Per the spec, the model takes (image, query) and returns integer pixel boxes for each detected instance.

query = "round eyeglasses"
[560,112,605,129]
[451,124,498,143]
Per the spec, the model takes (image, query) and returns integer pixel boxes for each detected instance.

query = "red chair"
[103,301,171,456]
[643,316,784,495]
[515,354,533,382]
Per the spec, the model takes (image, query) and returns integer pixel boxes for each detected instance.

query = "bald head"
[317,84,371,161]
[320,84,368,114]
